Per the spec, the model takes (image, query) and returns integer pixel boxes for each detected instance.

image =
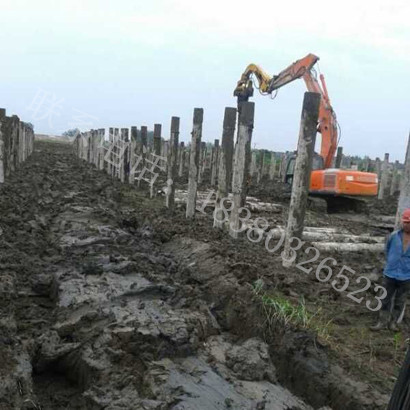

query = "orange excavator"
[234,54,378,212]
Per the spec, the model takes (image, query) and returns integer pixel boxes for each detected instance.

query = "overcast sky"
[1,0,409,161]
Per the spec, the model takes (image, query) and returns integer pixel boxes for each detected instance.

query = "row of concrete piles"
[72,94,410,265]
[0,108,35,184]
[72,93,323,268]
[73,123,226,188]
[376,154,402,199]
[72,116,303,210]
[72,104,253,225]
[249,150,291,183]
[72,106,286,217]
[75,111,231,214]
[72,116,230,204]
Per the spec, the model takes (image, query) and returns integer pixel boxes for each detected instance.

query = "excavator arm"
[234,54,338,168]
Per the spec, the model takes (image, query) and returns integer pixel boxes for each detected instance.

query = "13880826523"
[197,190,387,312]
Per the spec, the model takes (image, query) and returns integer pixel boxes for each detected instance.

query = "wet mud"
[0,141,396,409]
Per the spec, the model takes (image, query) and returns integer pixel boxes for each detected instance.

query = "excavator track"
[309,194,370,214]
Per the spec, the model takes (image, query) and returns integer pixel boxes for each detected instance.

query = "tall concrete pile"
[0,108,35,183]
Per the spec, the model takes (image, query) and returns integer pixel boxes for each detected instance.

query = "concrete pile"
[0,108,34,184]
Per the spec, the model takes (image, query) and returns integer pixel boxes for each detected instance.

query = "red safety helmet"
[402,209,410,223]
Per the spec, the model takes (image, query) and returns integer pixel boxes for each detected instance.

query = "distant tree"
[62,128,81,138]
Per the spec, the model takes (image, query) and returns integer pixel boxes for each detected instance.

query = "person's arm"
[385,232,393,255]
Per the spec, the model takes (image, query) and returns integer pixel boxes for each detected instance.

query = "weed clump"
[252,280,333,343]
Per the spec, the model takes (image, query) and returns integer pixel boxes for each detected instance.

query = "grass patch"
[253,280,333,343]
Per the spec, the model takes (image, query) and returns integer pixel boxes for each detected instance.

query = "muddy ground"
[0,140,401,409]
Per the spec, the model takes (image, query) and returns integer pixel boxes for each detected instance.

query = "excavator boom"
[234,54,337,168]
[267,53,319,92]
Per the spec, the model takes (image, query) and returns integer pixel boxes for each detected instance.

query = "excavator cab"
[285,152,324,185]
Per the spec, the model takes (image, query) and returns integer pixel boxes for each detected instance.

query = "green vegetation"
[393,332,404,363]
[253,280,333,343]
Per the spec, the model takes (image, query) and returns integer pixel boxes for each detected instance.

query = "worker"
[371,208,410,331]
